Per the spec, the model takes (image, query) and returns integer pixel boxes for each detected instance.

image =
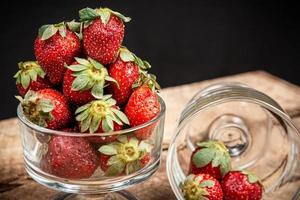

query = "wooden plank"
[0,71,299,200]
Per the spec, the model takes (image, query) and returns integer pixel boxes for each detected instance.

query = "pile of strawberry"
[14,7,161,179]
[180,140,263,200]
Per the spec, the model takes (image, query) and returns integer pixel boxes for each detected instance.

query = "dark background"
[1,0,300,119]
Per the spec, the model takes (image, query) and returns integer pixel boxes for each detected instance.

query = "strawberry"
[16,89,71,130]
[41,136,98,179]
[14,61,51,96]
[63,57,118,105]
[108,47,153,105]
[98,135,152,176]
[75,95,129,143]
[34,22,81,85]
[221,171,263,200]
[180,174,223,200]
[79,7,130,64]
[189,141,231,180]
[125,85,160,139]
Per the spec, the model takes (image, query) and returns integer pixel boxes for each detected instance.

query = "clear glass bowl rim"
[17,95,166,137]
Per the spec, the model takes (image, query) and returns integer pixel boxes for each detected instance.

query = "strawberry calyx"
[193,140,231,177]
[180,174,215,200]
[16,90,54,127]
[79,7,131,26]
[14,61,46,89]
[133,70,161,92]
[119,47,151,70]
[38,21,81,40]
[75,95,129,133]
[98,135,152,176]
[242,170,264,189]
[118,47,160,92]
[67,57,118,99]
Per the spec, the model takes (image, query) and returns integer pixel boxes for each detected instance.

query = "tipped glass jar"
[167,83,300,200]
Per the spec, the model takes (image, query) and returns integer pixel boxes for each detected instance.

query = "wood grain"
[0,71,299,200]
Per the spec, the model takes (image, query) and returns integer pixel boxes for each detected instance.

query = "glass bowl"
[166,83,300,200]
[17,96,166,199]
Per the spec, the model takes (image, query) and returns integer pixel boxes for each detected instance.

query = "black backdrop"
[1,0,300,119]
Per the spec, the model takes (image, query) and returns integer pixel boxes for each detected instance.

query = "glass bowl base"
[52,191,138,200]
[24,157,160,195]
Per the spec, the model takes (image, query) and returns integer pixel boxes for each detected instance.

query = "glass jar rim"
[166,82,300,200]
[17,95,166,137]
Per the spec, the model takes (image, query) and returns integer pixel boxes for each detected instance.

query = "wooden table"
[1,71,300,200]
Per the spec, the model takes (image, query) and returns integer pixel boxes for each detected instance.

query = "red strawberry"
[63,57,117,105]
[108,47,153,105]
[34,22,81,85]
[16,89,71,130]
[221,171,263,200]
[79,7,131,64]
[75,96,129,143]
[98,135,152,176]
[189,141,231,180]
[125,85,160,139]
[41,136,98,179]
[14,61,51,96]
[180,174,223,200]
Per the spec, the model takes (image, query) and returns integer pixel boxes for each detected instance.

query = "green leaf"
[196,141,214,148]
[80,115,92,132]
[20,73,30,89]
[134,55,143,67]
[28,70,37,82]
[105,98,116,106]
[102,119,111,132]
[75,103,91,114]
[72,75,90,91]
[192,148,215,168]
[13,70,21,79]
[40,25,58,40]
[15,95,24,103]
[76,108,90,121]
[67,20,81,32]
[58,26,66,37]
[106,116,114,130]
[199,180,215,188]
[35,66,46,78]
[120,50,135,62]
[111,108,129,125]
[108,155,124,165]
[67,64,87,72]
[117,135,128,143]
[99,145,118,155]
[125,160,141,175]
[79,7,99,22]
[106,161,125,176]
[38,99,54,113]
[109,9,131,23]
[128,137,139,147]
[138,141,152,152]
[91,82,104,99]
[98,8,111,24]
[143,60,151,69]
[211,151,222,167]
[90,116,101,133]
[242,171,260,184]
[88,57,104,69]
[220,154,231,176]
[105,76,119,87]
[75,57,91,66]
[38,25,51,38]
[109,113,123,125]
